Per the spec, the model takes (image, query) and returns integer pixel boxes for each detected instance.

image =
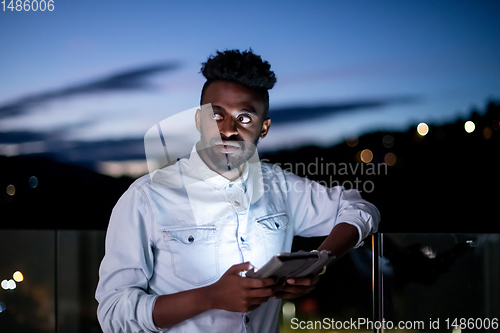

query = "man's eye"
[237,115,251,123]
[211,113,223,120]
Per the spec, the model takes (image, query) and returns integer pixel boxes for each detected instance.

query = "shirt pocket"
[163,226,219,286]
[256,213,289,258]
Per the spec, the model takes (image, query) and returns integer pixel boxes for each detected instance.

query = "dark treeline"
[262,101,500,233]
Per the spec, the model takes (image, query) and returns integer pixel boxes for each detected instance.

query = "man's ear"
[195,108,201,133]
[260,118,271,139]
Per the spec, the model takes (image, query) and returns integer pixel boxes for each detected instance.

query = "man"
[96,49,380,332]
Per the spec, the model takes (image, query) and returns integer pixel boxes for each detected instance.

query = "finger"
[248,287,275,298]
[286,276,315,286]
[245,277,277,288]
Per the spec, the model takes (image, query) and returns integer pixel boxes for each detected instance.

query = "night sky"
[1,0,499,161]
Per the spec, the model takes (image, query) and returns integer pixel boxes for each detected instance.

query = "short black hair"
[200,49,277,117]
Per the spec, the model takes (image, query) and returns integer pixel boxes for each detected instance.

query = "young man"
[96,49,380,332]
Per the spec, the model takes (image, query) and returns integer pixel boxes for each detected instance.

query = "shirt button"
[240,237,245,242]
[234,201,240,206]
[245,315,250,323]
[228,183,233,188]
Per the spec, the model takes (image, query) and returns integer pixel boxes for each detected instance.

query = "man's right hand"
[153,262,276,328]
[206,262,277,312]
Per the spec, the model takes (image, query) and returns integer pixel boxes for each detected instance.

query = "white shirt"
[96,146,380,333]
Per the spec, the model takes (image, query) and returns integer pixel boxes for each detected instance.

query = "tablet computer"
[245,250,335,280]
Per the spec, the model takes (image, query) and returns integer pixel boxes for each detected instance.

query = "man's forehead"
[202,81,265,114]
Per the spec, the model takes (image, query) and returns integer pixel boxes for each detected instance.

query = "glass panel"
[280,236,374,332]
[0,230,55,333]
[382,233,500,333]
[57,230,105,333]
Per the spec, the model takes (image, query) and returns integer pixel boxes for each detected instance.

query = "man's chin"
[214,157,245,172]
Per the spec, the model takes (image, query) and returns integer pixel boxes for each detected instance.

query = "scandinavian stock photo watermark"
[260,157,388,194]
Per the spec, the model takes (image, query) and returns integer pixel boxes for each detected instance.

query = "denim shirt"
[96,147,380,333]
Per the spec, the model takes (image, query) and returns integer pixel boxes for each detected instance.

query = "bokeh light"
[13,271,24,282]
[1,279,16,290]
[6,184,15,196]
[360,149,373,163]
[345,136,358,147]
[483,127,492,140]
[382,135,394,148]
[282,301,296,319]
[417,123,429,136]
[384,152,397,166]
[1,280,8,290]
[464,121,475,133]
[29,176,38,188]
[299,298,319,314]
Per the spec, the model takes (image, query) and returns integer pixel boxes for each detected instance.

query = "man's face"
[196,81,271,174]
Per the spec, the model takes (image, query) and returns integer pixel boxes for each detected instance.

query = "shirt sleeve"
[278,166,380,247]
[95,185,166,333]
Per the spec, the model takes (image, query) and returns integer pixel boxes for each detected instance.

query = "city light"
[384,152,397,166]
[13,271,24,282]
[383,135,394,148]
[345,136,358,147]
[1,279,16,290]
[29,176,38,188]
[360,149,373,163]
[417,123,429,136]
[282,301,296,320]
[464,121,475,133]
[483,127,492,140]
[6,184,15,196]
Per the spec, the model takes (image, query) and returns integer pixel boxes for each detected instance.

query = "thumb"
[227,262,252,274]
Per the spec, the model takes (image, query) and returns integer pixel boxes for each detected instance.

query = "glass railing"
[1,231,499,332]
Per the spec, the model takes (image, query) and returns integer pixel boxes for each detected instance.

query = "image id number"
[2,0,54,11]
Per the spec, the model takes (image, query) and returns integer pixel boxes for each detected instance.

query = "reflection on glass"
[382,234,500,332]
[0,230,55,332]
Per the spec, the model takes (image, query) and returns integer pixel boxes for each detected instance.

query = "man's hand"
[206,262,277,312]
[273,274,320,300]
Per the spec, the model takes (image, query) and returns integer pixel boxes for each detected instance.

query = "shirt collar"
[189,143,249,191]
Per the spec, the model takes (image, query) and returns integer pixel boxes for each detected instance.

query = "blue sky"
[1,0,499,163]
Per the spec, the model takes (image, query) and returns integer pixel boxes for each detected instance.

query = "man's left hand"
[272,274,320,299]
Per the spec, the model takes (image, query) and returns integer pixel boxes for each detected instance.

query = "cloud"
[0,95,420,166]
[0,131,49,144]
[0,62,181,118]
[267,96,419,125]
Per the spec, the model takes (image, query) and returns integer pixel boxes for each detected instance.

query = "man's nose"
[218,117,238,138]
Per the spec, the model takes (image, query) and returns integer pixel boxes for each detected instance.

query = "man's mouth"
[215,141,241,153]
